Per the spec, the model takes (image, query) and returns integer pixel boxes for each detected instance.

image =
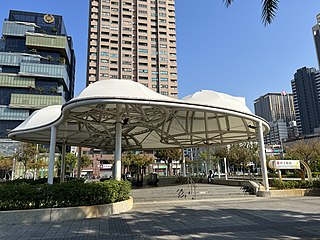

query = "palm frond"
[223,0,234,7]
[261,0,279,26]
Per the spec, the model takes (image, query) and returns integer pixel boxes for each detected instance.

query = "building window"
[122,75,132,79]
[122,68,132,72]
[138,49,148,53]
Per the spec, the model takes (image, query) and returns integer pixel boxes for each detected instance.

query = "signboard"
[100,164,112,170]
[268,160,300,170]
[153,165,167,169]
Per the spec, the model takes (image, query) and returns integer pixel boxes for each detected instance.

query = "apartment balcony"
[0,52,40,67]
[91,7,99,13]
[0,106,29,121]
[91,1,98,7]
[9,93,65,110]
[25,32,71,63]
[2,21,35,37]
[19,62,70,91]
[0,73,35,88]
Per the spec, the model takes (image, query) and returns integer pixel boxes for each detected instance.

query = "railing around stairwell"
[187,176,197,199]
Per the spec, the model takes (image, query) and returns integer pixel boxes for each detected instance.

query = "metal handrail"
[187,176,197,199]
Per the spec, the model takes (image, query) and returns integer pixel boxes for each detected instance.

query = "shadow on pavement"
[2,200,319,240]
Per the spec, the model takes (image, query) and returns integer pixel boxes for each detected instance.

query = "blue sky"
[1,0,319,111]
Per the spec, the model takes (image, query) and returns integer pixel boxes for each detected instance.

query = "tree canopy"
[228,142,259,166]
[0,156,13,178]
[285,140,320,172]
[14,142,37,177]
[154,149,181,161]
[122,152,154,167]
[224,0,280,26]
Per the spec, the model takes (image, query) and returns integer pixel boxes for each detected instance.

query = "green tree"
[122,151,135,171]
[155,149,181,176]
[123,152,154,168]
[57,153,93,177]
[122,151,154,176]
[228,142,259,173]
[154,149,181,161]
[285,140,320,172]
[14,143,37,178]
[0,156,13,179]
[132,153,154,168]
[81,155,92,168]
[224,0,279,25]
[56,152,77,176]
[28,158,47,179]
[214,146,229,159]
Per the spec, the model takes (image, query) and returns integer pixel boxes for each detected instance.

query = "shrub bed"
[271,180,320,190]
[0,180,131,211]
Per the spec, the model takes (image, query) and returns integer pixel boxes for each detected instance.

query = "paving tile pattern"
[0,194,319,239]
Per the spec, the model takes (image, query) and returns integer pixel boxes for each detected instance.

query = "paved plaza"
[0,195,319,240]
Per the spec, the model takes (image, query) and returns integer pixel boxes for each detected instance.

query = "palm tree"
[224,0,280,26]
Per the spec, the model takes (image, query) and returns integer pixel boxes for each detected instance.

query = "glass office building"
[291,67,320,136]
[0,10,75,155]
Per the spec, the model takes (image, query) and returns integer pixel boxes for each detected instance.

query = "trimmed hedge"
[4,177,75,185]
[0,180,131,211]
[271,180,320,190]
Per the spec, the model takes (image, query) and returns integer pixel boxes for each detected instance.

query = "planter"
[258,189,320,197]
[0,197,133,224]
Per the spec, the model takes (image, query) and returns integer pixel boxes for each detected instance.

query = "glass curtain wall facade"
[291,67,320,136]
[254,92,296,144]
[254,92,295,124]
[87,0,178,98]
[0,10,75,154]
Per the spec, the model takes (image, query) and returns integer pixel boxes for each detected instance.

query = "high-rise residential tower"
[291,67,320,135]
[87,0,178,98]
[0,10,75,155]
[254,92,295,124]
[254,92,297,144]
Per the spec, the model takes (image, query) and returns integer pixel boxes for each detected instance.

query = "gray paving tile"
[0,195,320,239]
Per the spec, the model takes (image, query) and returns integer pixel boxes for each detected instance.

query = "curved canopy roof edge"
[8,79,269,150]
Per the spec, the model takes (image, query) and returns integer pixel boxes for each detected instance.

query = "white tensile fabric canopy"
[8,79,270,190]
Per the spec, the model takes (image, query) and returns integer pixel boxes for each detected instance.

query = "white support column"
[48,126,57,184]
[181,148,186,177]
[11,148,16,180]
[34,144,39,180]
[114,105,122,181]
[258,121,270,191]
[224,157,228,180]
[60,144,66,183]
[77,147,82,179]
[206,145,210,173]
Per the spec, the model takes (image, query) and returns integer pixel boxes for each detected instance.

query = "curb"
[258,189,320,197]
[0,197,133,224]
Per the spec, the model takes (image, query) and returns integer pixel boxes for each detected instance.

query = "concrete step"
[131,184,256,202]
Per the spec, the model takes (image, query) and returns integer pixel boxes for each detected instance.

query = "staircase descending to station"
[131,183,256,203]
